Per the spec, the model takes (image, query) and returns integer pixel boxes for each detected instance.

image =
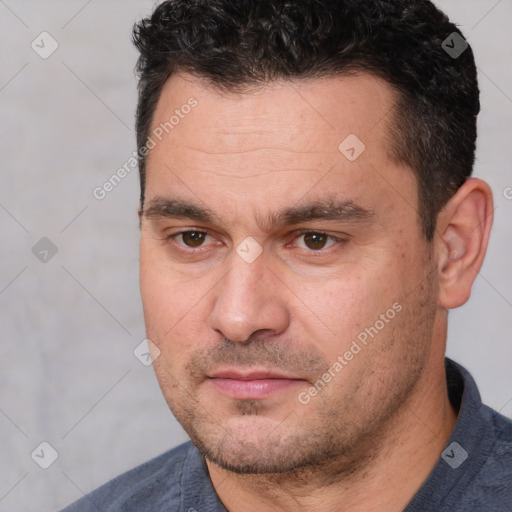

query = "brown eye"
[180,231,207,247]
[294,231,339,251]
[303,232,329,250]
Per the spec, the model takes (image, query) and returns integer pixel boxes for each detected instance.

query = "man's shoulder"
[451,405,512,512]
[488,402,512,444]
[481,401,512,459]
[444,403,512,511]
[447,364,512,510]
[60,441,194,512]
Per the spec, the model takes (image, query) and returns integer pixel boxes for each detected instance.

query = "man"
[62,0,512,510]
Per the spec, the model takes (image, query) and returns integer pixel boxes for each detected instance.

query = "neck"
[207,326,456,512]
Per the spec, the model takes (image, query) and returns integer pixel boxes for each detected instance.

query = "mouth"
[207,369,305,400]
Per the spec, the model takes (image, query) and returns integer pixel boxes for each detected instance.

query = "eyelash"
[164,229,345,253]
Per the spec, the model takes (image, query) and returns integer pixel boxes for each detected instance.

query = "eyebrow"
[143,196,374,231]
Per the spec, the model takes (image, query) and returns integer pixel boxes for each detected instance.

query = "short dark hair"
[133,0,479,240]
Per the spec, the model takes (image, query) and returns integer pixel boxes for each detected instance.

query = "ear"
[435,178,494,309]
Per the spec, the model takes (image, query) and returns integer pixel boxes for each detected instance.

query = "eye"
[294,231,340,251]
[171,230,212,248]
[165,229,344,253]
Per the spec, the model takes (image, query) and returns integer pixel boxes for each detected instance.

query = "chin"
[188,415,334,475]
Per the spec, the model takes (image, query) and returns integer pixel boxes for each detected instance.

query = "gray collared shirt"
[60,359,512,511]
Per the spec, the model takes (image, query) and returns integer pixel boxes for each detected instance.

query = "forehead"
[149,72,397,162]
[144,72,416,229]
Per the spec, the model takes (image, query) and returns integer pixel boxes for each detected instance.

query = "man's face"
[139,73,439,474]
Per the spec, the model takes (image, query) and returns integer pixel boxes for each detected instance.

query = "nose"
[208,250,290,343]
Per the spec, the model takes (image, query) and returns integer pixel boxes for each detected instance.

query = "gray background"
[0,1,510,510]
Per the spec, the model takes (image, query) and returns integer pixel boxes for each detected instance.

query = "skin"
[139,72,493,511]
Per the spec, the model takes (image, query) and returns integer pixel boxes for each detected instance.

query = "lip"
[209,369,297,380]
[207,369,304,400]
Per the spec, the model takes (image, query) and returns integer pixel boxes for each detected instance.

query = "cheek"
[302,264,402,333]
[140,242,210,361]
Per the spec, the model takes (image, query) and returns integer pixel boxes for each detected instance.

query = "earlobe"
[436,178,494,309]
